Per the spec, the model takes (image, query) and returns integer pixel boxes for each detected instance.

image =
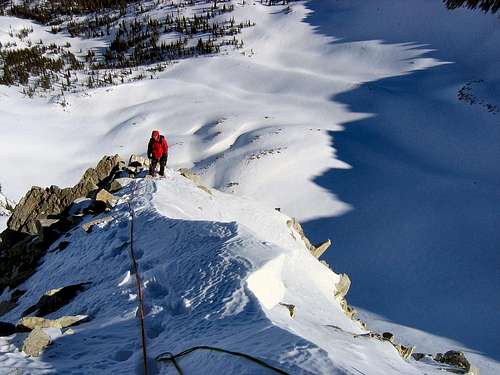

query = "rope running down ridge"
[127,201,149,375]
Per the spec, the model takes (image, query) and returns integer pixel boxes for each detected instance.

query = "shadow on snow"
[302,0,500,363]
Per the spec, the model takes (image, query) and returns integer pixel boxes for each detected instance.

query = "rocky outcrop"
[0,156,122,292]
[94,189,118,209]
[286,218,331,259]
[22,282,91,317]
[279,303,296,318]
[434,350,473,372]
[0,236,45,291]
[334,273,351,300]
[413,350,478,374]
[354,330,415,360]
[18,315,88,330]
[5,155,123,236]
[311,239,331,259]
[179,168,213,195]
[22,328,53,357]
[81,216,114,233]
[35,218,60,243]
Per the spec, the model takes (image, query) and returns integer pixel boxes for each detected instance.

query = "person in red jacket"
[147,130,168,176]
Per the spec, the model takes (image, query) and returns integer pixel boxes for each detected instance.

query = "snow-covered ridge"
[0,0,498,373]
[0,169,462,374]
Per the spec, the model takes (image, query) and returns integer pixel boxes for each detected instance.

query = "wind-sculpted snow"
[0,172,447,374]
[0,0,498,373]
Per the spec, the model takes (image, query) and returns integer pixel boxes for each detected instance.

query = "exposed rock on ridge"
[5,154,123,235]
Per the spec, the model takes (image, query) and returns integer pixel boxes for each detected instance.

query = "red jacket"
[148,131,169,160]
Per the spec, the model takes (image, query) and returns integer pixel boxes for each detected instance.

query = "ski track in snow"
[0,0,499,373]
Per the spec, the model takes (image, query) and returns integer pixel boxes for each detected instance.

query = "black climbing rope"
[127,201,149,375]
[156,345,291,375]
[127,180,289,375]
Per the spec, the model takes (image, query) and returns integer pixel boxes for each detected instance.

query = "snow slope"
[301,2,500,374]
[0,171,447,374]
[0,0,498,373]
[0,190,14,231]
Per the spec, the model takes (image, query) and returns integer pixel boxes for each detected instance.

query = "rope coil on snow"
[156,345,290,375]
[127,201,149,375]
[126,179,289,375]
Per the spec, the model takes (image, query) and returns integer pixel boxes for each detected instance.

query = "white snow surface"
[0,191,14,230]
[0,0,499,374]
[0,171,446,374]
[0,216,8,232]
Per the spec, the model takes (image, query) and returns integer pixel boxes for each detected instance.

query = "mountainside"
[0,0,499,374]
[0,168,467,374]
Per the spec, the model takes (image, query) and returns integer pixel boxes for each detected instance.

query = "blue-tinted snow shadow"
[34,207,324,374]
[302,0,500,362]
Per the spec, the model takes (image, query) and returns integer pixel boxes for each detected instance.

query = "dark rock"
[0,289,25,317]
[279,303,296,318]
[0,321,16,336]
[434,353,444,362]
[129,154,149,168]
[36,218,60,243]
[412,352,427,361]
[22,282,91,317]
[441,350,471,371]
[395,344,415,360]
[0,236,43,291]
[66,198,93,217]
[382,332,394,343]
[124,167,137,176]
[56,241,70,252]
[82,200,108,216]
